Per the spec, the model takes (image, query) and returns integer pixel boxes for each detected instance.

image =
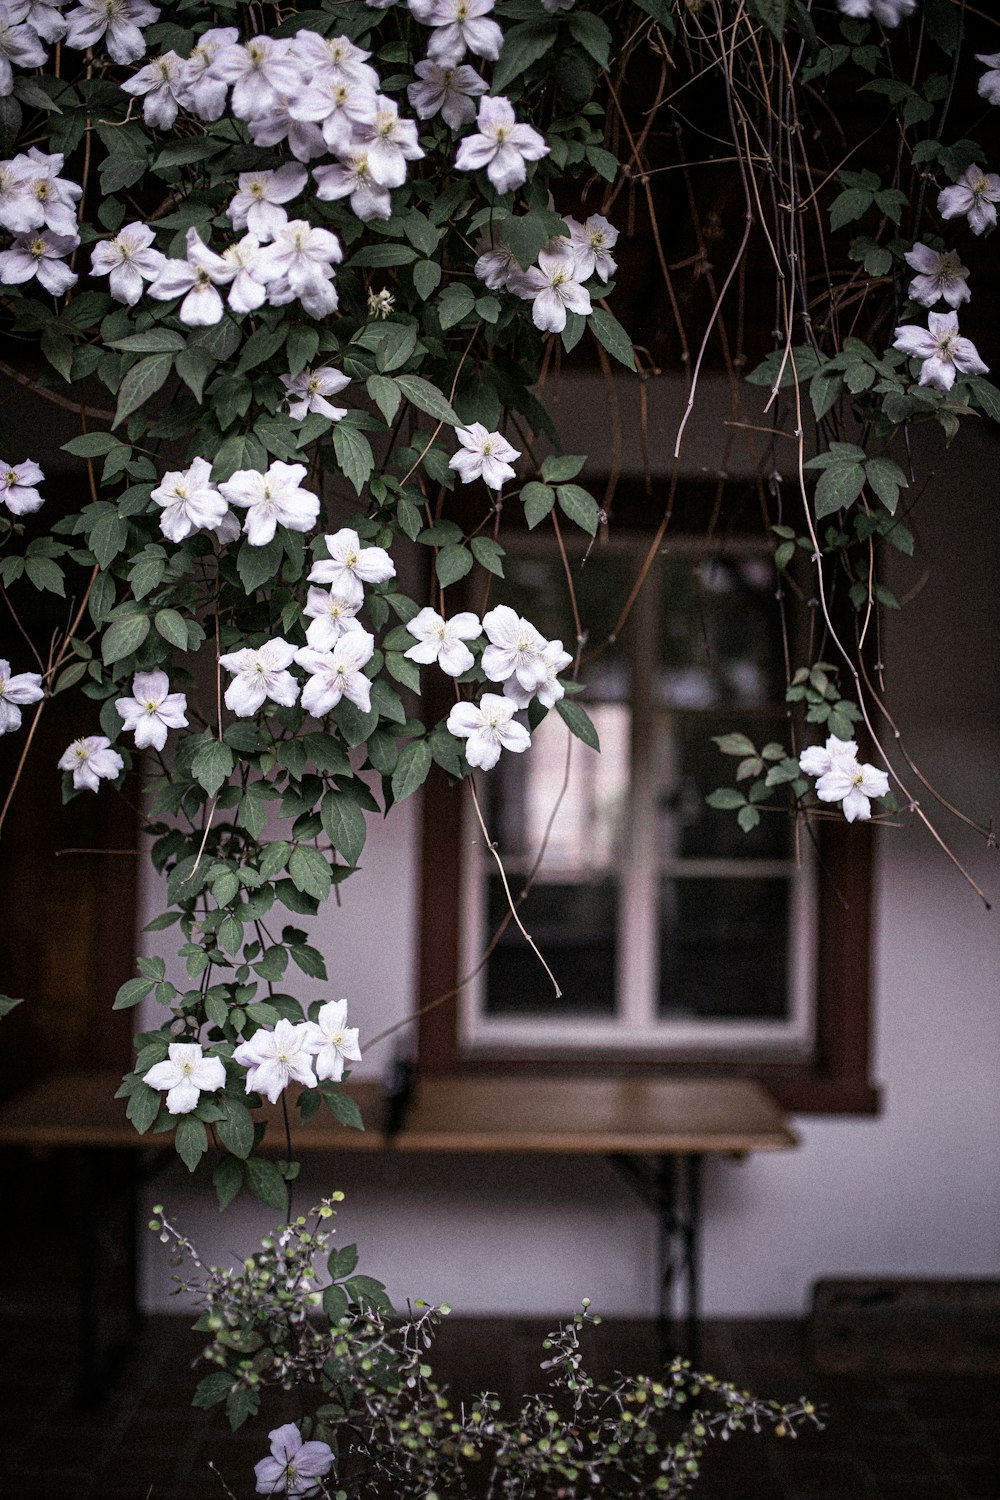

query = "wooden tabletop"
[396,1076,797,1155]
[0,1071,796,1157]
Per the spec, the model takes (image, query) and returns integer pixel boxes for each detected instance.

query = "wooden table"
[0,1071,796,1388]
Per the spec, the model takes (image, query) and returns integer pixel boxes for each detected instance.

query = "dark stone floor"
[3,1309,998,1500]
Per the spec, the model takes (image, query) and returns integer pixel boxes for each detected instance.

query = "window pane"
[657,877,791,1020]
[655,711,792,861]
[484,875,617,1016]
[656,553,786,709]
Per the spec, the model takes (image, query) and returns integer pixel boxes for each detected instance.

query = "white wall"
[140,385,1000,1319]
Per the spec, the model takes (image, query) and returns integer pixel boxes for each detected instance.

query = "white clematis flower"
[303,586,365,649]
[503,638,573,709]
[3,147,81,237]
[219,235,268,314]
[0,457,44,514]
[142,1042,226,1115]
[255,219,343,311]
[835,0,915,22]
[446,692,531,770]
[474,229,519,290]
[407,61,487,131]
[308,527,396,600]
[313,155,392,223]
[147,227,233,326]
[233,1019,318,1103]
[151,456,227,543]
[280,367,351,423]
[17,1,69,45]
[90,222,165,306]
[892,311,988,392]
[448,424,521,489]
[63,0,160,65]
[253,1423,334,1499]
[566,214,618,282]
[294,633,376,717]
[308,999,362,1083]
[798,734,859,779]
[287,72,379,155]
[351,94,424,189]
[903,244,970,309]
[0,18,47,96]
[0,230,78,295]
[115,669,188,752]
[937,164,1000,237]
[976,51,1000,107]
[227,165,308,241]
[404,607,481,677]
[815,756,891,823]
[58,735,124,792]
[481,604,548,692]
[174,26,239,121]
[206,35,299,121]
[455,96,549,195]
[515,247,591,333]
[219,639,300,717]
[219,462,320,548]
[121,51,186,129]
[426,0,503,68]
[0,659,43,734]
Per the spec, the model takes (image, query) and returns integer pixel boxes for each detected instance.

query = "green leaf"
[289,845,333,900]
[154,607,189,649]
[522,481,555,529]
[113,976,154,1010]
[113,352,174,428]
[216,1099,255,1160]
[320,792,366,867]
[748,0,787,40]
[864,456,907,515]
[89,509,129,569]
[491,18,558,93]
[589,308,636,370]
[413,259,442,299]
[237,536,283,594]
[107,330,187,353]
[714,732,758,757]
[470,536,505,577]
[62,432,121,458]
[213,1154,244,1210]
[244,1157,290,1212]
[333,424,375,494]
[192,740,234,798]
[194,1371,235,1410]
[175,1115,208,1173]
[541,454,586,483]
[328,1242,359,1279]
[435,544,473,588]
[438,283,476,330]
[391,738,432,803]
[737,804,762,833]
[366,374,402,424]
[557,483,600,535]
[324,1086,365,1132]
[706,788,747,810]
[344,1274,393,1313]
[829,189,874,232]
[349,243,418,267]
[212,432,267,484]
[126,1082,160,1135]
[966,375,1000,424]
[102,612,150,665]
[0,995,24,1019]
[555,698,599,750]
[375,322,417,373]
[323,1284,348,1323]
[814,462,866,519]
[567,10,611,65]
[395,373,461,426]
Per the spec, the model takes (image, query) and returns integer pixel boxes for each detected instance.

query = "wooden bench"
[0,1070,796,1392]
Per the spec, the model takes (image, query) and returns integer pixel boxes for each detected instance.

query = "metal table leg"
[610,1153,704,1366]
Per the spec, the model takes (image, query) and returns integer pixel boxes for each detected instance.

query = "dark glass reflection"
[657,878,790,1020]
[485,875,617,1016]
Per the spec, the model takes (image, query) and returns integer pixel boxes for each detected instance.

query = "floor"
[3,1309,998,1500]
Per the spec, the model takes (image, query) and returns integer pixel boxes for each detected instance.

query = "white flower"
[90,222,165,306]
[17,1,68,45]
[142,1042,226,1116]
[0,659,43,734]
[115,669,188,752]
[368,287,394,319]
[355,94,423,190]
[174,26,238,121]
[287,73,378,155]
[227,165,308,241]
[503,638,572,709]
[0,457,44,514]
[308,527,396,599]
[903,243,970,310]
[58,735,124,792]
[219,639,299,717]
[815,756,890,823]
[426,0,503,68]
[938,164,1000,237]
[206,35,299,121]
[0,230,78,295]
[255,219,343,309]
[289,31,379,90]
[313,155,392,223]
[3,148,81,236]
[892,311,988,392]
[446,692,531,770]
[151,456,226,543]
[835,0,915,23]
[481,604,548,692]
[406,61,487,131]
[0,18,46,96]
[0,158,32,235]
[976,51,1000,107]
[448,424,520,489]
[515,247,591,333]
[303,586,365,649]
[294,633,376,717]
[798,734,859,779]
[121,51,186,129]
[566,214,618,282]
[308,998,362,1083]
[281,367,351,423]
[473,229,518,290]
[455,96,549,196]
[147,227,233,326]
[63,0,160,65]
[234,1020,317,1104]
[253,1423,334,1498]
[404,607,481,677]
[220,235,268,315]
[219,463,320,548]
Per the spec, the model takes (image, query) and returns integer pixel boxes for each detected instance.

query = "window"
[418,522,879,1115]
